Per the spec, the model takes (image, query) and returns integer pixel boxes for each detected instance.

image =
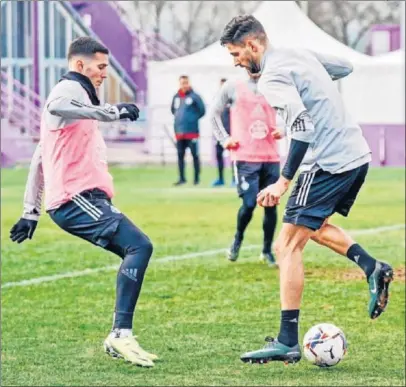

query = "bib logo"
[252,104,266,118]
[249,120,269,139]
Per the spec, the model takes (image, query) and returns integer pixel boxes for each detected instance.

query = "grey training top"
[258,47,371,174]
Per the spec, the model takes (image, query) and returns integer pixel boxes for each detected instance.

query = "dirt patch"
[305,267,405,282]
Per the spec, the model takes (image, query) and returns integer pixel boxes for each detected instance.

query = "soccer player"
[9,37,158,367]
[220,15,394,364]
[210,71,281,266]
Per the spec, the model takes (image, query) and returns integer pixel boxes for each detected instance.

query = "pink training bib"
[230,81,280,163]
[41,109,114,211]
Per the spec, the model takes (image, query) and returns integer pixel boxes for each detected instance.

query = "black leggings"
[105,217,153,330]
[236,191,277,254]
[177,139,200,182]
[215,142,224,181]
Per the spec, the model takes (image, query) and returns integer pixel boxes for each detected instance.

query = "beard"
[247,58,261,74]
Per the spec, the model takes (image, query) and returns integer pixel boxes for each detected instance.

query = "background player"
[210,70,281,266]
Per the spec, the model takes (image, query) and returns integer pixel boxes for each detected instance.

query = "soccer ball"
[303,323,348,367]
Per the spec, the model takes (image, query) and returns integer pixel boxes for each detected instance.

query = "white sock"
[110,328,133,338]
[118,329,133,338]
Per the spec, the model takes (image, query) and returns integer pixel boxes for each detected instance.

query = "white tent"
[148,1,376,105]
[146,1,404,162]
[341,49,404,124]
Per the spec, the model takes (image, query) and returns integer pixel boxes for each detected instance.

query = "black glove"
[10,218,38,243]
[116,103,140,121]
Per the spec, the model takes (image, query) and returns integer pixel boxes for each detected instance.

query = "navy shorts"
[48,188,125,248]
[283,163,369,231]
[234,161,280,198]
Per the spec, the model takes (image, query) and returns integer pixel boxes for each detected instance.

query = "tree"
[302,1,401,51]
[117,1,262,54]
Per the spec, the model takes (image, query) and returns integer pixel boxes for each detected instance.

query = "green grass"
[1,166,405,386]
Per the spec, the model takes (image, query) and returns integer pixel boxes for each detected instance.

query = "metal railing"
[0,70,43,136]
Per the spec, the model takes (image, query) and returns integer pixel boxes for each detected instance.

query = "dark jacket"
[171,89,205,139]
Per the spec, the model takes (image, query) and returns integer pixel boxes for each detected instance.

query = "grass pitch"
[1,166,405,386]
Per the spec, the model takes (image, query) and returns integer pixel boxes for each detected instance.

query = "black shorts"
[283,163,369,231]
[234,161,280,198]
[48,188,124,248]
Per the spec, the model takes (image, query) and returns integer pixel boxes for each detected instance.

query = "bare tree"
[305,1,401,51]
[118,1,262,54]
[126,0,169,34]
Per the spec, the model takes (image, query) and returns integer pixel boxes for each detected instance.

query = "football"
[303,323,348,367]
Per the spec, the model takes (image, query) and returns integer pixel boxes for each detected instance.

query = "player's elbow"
[47,101,63,116]
[344,63,353,76]
[341,61,354,77]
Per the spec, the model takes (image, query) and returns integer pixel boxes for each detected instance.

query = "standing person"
[220,15,393,364]
[9,37,158,367]
[171,75,206,186]
[211,78,233,187]
[210,71,281,266]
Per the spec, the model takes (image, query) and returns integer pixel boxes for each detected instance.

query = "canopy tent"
[341,49,404,124]
[148,1,377,105]
[146,1,404,162]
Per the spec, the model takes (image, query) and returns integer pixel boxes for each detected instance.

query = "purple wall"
[368,24,401,55]
[71,1,147,102]
[361,124,405,167]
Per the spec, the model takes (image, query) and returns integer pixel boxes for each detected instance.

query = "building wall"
[1,1,136,105]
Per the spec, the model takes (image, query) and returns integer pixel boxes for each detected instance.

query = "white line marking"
[2,224,404,289]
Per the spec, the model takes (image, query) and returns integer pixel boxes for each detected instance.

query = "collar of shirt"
[260,45,274,73]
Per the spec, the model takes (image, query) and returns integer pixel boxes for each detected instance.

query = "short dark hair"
[220,15,267,46]
[68,37,109,60]
[179,75,189,80]
[220,78,227,83]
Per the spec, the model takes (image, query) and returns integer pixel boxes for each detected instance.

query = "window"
[1,3,7,57]
[54,7,67,58]
[44,67,51,97]
[10,1,33,58]
[44,1,50,58]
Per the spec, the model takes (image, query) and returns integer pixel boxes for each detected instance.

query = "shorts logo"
[240,177,250,191]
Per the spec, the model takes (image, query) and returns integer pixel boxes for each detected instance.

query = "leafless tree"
[300,1,401,51]
[118,0,262,54]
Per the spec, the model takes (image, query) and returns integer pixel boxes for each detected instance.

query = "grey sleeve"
[210,81,234,146]
[46,80,120,123]
[309,50,353,80]
[22,142,44,221]
[258,71,315,143]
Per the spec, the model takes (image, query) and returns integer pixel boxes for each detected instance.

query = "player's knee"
[127,236,153,260]
[274,231,307,260]
[243,195,257,211]
[141,239,154,258]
